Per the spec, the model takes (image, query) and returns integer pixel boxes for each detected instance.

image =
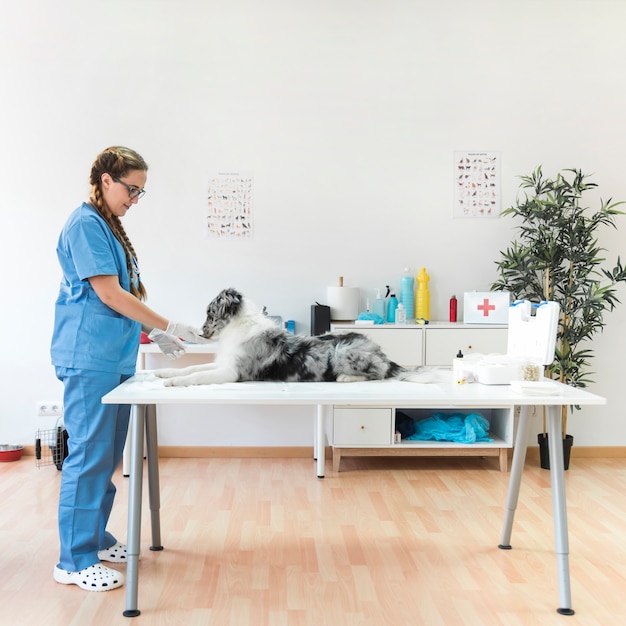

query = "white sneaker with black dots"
[53,563,124,591]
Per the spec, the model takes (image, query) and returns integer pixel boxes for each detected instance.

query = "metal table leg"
[546,405,574,615]
[145,404,163,551]
[123,403,145,618]
[316,404,326,478]
[499,405,531,549]
[499,404,574,616]
[313,407,318,462]
[122,416,131,477]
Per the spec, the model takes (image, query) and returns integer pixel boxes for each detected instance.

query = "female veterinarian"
[50,146,206,591]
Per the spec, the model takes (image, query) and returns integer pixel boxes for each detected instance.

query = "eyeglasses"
[112,176,146,200]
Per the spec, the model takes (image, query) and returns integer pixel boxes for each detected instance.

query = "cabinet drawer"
[425,327,507,366]
[331,326,424,367]
[333,408,393,445]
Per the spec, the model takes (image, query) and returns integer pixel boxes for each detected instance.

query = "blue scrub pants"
[55,367,131,572]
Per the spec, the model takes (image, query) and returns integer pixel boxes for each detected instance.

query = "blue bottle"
[387,290,398,323]
[400,268,415,319]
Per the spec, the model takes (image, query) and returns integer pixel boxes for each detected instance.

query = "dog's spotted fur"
[155,288,429,387]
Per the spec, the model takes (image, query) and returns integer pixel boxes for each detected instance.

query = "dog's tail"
[394,367,438,383]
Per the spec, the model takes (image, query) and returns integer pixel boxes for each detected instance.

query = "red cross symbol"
[477,298,496,317]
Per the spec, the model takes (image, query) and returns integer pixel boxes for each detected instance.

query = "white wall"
[1,0,625,448]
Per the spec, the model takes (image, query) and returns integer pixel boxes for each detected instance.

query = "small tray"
[510,380,561,395]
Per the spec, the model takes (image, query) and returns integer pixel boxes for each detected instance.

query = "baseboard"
[21,444,625,460]
[525,445,626,462]
[155,446,328,458]
[21,444,327,459]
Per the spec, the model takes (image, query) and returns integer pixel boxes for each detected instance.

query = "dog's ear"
[222,287,242,301]
[217,288,243,318]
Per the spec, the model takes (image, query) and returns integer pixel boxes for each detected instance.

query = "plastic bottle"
[449,295,458,323]
[387,289,398,323]
[372,288,386,319]
[395,302,407,324]
[400,268,415,319]
[453,349,465,383]
[415,267,430,321]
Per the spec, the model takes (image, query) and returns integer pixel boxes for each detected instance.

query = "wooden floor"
[1,454,625,626]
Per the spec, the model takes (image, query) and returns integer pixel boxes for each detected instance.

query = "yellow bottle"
[415,267,430,321]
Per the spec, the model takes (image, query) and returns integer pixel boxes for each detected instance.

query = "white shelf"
[331,404,514,472]
[393,438,509,448]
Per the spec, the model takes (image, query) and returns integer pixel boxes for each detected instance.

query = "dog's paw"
[336,374,367,383]
[163,377,191,387]
[154,368,181,379]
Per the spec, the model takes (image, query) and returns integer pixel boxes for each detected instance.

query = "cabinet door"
[333,408,393,445]
[425,327,507,366]
[331,326,424,367]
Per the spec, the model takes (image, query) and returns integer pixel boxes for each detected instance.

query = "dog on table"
[155,288,432,387]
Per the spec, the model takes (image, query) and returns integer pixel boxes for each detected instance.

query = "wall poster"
[453,151,501,218]
[206,172,253,238]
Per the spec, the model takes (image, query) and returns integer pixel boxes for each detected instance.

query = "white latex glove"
[148,328,186,359]
[165,321,210,343]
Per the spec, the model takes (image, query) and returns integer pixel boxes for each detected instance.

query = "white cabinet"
[330,323,511,472]
[331,406,513,473]
[333,408,393,446]
[331,322,507,368]
[424,324,507,365]
[330,326,424,367]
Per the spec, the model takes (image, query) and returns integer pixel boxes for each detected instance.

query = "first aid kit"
[456,300,559,385]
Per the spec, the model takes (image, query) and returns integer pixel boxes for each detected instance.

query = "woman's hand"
[165,321,209,343]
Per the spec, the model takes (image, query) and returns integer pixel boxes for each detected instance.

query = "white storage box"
[476,356,524,385]
[475,300,559,385]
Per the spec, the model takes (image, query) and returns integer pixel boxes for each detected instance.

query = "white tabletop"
[138,342,219,354]
[103,371,606,408]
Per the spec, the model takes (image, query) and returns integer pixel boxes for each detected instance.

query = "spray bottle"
[449,295,458,323]
[372,288,386,319]
[387,288,398,323]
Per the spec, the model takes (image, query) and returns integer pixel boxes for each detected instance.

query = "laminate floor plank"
[1,455,624,625]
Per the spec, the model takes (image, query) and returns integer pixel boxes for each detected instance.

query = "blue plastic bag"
[406,412,493,444]
[357,312,385,324]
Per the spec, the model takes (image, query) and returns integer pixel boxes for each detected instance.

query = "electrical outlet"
[37,401,64,417]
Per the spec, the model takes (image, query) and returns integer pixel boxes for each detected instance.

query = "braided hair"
[89,146,148,300]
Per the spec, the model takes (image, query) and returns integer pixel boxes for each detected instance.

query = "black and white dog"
[155,288,432,387]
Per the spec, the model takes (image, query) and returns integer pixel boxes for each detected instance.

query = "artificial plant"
[491,166,626,437]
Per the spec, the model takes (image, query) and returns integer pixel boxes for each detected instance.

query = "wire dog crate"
[35,424,68,470]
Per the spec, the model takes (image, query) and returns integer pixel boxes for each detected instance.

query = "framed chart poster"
[453,151,501,218]
[206,172,253,238]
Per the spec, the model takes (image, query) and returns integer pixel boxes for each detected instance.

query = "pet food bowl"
[0,445,24,462]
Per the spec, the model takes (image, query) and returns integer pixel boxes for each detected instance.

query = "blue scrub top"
[51,202,141,374]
